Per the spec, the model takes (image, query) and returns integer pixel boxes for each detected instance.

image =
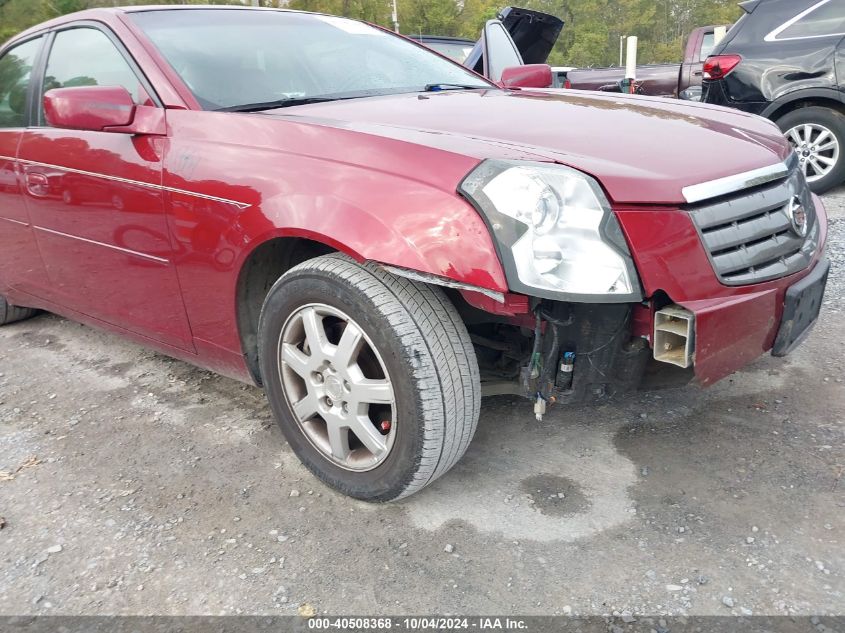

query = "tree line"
[1,0,742,67]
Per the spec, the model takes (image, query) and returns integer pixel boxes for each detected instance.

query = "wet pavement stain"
[519,474,591,517]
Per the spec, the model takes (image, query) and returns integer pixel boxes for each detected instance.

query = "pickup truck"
[0,6,829,502]
[564,26,724,99]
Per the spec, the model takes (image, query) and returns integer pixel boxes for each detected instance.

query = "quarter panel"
[717,0,842,108]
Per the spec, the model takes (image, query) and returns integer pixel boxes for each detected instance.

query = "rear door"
[0,35,50,299]
[19,24,194,350]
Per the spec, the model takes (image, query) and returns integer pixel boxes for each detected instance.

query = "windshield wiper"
[217,97,343,113]
[423,83,486,92]
[220,86,484,112]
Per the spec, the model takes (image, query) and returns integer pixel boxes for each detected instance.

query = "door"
[0,36,50,299]
[481,20,524,83]
[19,25,194,350]
[680,27,716,98]
[463,7,564,79]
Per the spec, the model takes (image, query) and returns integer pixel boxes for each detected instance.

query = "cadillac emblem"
[785,196,808,238]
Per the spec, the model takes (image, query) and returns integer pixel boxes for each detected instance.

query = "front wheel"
[777,106,845,194]
[258,254,480,502]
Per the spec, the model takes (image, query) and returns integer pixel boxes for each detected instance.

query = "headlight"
[459,160,642,302]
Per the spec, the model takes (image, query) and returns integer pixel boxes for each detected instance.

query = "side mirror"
[44,86,137,132]
[500,64,553,89]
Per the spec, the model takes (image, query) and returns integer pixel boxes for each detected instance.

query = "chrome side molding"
[380,264,506,303]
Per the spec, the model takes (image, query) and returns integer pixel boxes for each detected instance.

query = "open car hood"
[465,6,564,72]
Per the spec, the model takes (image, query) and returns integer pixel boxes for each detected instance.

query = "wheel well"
[768,97,845,123]
[236,237,335,385]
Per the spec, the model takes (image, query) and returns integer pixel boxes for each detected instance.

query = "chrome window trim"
[682,155,796,204]
[764,0,845,43]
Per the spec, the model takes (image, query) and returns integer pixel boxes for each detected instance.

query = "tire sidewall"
[777,106,845,194]
[258,269,433,502]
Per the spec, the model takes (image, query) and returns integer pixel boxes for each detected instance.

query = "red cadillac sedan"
[0,7,828,500]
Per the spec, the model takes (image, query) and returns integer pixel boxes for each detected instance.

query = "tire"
[0,295,37,326]
[258,253,480,502]
[776,106,845,194]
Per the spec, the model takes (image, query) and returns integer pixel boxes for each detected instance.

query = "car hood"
[266,89,792,205]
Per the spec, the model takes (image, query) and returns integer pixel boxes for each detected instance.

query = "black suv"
[703,0,845,193]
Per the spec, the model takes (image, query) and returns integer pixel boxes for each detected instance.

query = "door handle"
[25,172,50,197]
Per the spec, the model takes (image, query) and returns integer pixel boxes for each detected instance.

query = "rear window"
[766,0,845,41]
[699,33,715,60]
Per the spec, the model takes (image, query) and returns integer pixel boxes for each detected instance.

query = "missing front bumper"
[771,258,829,357]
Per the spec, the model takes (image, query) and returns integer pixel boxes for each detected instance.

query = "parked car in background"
[413,8,723,100]
[412,7,563,82]
[564,25,726,99]
[0,6,829,502]
[463,6,563,80]
[703,0,845,194]
[408,35,475,63]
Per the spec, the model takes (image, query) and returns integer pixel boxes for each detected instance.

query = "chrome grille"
[688,159,820,286]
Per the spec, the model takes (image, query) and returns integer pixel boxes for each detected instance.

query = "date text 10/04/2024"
[307,617,529,630]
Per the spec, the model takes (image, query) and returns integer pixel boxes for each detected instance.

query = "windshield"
[130,9,492,111]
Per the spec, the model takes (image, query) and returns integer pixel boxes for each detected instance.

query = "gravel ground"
[0,190,843,617]
[824,191,845,312]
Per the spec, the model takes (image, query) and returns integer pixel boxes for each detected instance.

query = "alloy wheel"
[786,123,840,183]
[277,303,396,472]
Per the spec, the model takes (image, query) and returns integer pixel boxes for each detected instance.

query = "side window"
[698,33,715,62]
[41,27,150,123]
[0,37,42,129]
[768,0,845,41]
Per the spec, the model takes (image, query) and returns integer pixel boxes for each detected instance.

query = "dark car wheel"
[777,106,845,194]
[258,253,480,502]
[0,295,37,326]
